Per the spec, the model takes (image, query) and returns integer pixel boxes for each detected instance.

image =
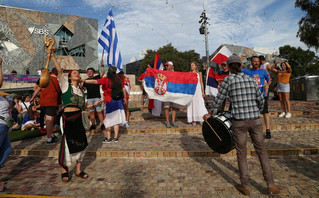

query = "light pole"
[199,9,210,67]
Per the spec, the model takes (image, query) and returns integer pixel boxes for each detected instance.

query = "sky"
[0,0,310,64]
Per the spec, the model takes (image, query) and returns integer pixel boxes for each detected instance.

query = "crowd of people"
[0,50,292,195]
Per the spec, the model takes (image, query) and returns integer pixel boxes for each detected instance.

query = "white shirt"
[59,73,83,97]
[0,97,10,125]
[19,101,30,112]
[261,62,270,70]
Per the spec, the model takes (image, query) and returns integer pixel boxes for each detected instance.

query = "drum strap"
[204,120,223,142]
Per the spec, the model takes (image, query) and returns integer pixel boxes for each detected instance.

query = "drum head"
[202,116,235,154]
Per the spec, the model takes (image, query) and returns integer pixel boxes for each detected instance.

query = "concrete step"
[128,110,319,122]
[10,129,319,158]
[86,114,319,134]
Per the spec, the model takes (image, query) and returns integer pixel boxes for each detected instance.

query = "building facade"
[0,5,98,75]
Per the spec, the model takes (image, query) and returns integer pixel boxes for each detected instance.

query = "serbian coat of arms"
[154,73,167,95]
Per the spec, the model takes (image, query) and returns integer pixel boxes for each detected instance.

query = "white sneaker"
[285,113,291,118]
[278,112,285,117]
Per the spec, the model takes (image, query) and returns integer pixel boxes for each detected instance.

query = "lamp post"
[199,9,210,67]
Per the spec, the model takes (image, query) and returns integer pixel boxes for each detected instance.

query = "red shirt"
[40,74,61,106]
[97,77,124,103]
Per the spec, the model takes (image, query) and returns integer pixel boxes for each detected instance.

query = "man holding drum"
[203,55,279,196]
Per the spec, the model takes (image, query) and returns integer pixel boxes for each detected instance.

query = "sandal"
[61,172,69,182]
[75,171,89,179]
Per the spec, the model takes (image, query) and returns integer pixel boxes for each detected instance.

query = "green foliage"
[137,43,202,77]
[279,45,319,78]
[295,0,319,51]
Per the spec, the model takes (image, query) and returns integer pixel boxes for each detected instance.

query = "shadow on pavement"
[267,142,319,182]
[179,132,267,194]
[1,156,43,183]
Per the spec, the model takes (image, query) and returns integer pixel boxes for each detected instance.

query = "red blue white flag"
[143,68,198,106]
[149,52,164,115]
[154,52,164,70]
[205,67,228,97]
[211,45,232,65]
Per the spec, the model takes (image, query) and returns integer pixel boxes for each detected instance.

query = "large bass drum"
[202,112,235,154]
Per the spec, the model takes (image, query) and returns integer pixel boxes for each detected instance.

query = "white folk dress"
[187,73,208,123]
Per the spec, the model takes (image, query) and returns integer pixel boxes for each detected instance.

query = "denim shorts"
[87,98,102,112]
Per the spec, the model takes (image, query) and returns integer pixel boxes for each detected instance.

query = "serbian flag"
[205,67,228,97]
[154,52,164,70]
[143,68,198,106]
[148,52,164,116]
[211,45,232,65]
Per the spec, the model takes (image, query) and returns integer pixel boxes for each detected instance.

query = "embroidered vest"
[62,84,85,109]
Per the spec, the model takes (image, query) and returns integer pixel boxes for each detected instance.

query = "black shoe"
[90,125,96,130]
[102,137,112,143]
[52,134,58,141]
[113,138,119,142]
[100,124,105,130]
[46,138,56,144]
[265,130,271,139]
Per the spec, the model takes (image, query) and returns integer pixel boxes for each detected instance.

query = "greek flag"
[98,9,122,71]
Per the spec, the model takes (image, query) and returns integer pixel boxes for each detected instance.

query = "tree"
[279,45,319,78]
[138,43,202,76]
[295,0,319,51]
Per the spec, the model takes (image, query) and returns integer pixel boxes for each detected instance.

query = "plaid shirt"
[212,72,264,120]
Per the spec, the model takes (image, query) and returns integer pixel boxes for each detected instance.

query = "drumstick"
[204,120,223,142]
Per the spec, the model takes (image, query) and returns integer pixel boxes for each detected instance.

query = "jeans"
[232,118,274,188]
[0,123,12,166]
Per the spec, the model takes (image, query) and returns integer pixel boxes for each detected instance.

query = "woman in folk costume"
[85,65,126,143]
[49,49,100,182]
[187,62,208,126]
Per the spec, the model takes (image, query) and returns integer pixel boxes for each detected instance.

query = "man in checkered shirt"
[203,55,279,196]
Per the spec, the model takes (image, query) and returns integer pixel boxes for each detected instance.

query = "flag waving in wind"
[205,67,228,97]
[154,52,164,70]
[211,45,232,66]
[98,9,122,71]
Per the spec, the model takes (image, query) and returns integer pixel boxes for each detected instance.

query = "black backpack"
[108,80,124,100]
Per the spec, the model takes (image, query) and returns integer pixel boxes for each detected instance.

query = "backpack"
[108,79,124,100]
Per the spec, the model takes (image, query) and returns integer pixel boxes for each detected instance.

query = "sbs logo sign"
[28,27,50,35]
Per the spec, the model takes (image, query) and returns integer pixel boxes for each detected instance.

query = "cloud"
[28,0,61,6]
[82,0,110,9]
[91,0,307,64]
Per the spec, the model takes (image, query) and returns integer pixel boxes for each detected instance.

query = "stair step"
[10,129,319,158]
[128,110,319,122]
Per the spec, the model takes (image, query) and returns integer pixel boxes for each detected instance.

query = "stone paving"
[0,155,318,197]
[1,100,319,197]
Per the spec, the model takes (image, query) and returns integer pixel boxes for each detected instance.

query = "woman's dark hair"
[280,62,287,71]
[228,63,242,74]
[107,70,122,89]
[27,104,36,120]
[68,70,79,84]
[51,68,58,75]
[22,95,29,102]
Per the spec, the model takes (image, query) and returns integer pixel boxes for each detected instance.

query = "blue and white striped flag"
[98,9,122,71]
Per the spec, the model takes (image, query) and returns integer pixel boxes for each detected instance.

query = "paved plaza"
[0,100,318,197]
